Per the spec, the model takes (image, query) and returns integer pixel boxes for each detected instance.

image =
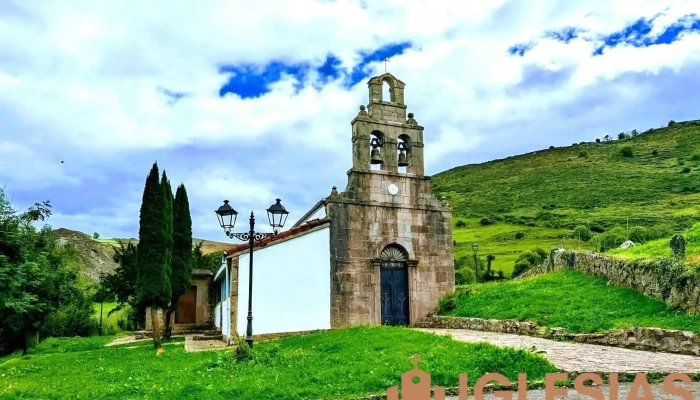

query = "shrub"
[618,132,627,140]
[455,220,467,228]
[590,225,605,233]
[41,296,97,339]
[620,146,634,158]
[670,234,686,259]
[480,217,494,226]
[549,146,555,149]
[652,150,659,156]
[453,240,457,246]
[691,154,700,161]
[512,261,531,277]
[233,335,254,362]
[573,225,592,241]
[514,232,525,240]
[93,232,100,239]
[631,129,638,136]
[578,151,588,158]
[455,268,476,285]
[668,120,676,127]
[649,225,673,240]
[595,138,601,143]
[682,167,691,174]
[679,161,685,166]
[600,227,627,249]
[628,226,648,243]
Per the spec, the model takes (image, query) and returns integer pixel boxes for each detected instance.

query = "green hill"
[54,228,230,282]
[432,120,700,275]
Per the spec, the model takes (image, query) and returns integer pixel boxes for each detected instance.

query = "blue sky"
[1,0,700,241]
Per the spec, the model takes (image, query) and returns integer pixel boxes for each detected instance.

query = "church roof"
[225,217,331,257]
[291,198,326,228]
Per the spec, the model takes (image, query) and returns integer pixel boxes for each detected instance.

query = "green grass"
[0,326,557,400]
[433,121,700,274]
[610,223,700,261]
[441,270,700,334]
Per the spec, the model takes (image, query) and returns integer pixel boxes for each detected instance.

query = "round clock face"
[387,183,399,196]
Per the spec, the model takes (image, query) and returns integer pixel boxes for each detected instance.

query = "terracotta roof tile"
[225,217,331,256]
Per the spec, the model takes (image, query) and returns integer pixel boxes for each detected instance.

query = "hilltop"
[53,228,230,282]
[432,120,700,275]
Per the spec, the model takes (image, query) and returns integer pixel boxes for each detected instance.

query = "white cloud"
[1,0,700,239]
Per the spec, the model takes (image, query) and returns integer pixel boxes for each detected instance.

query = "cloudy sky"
[1,0,699,241]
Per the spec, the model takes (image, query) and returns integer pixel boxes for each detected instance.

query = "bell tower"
[350,73,425,176]
[326,73,454,329]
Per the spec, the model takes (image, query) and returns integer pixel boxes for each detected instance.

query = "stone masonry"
[326,73,455,328]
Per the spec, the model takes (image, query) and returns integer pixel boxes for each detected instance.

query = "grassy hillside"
[610,222,700,262]
[432,120,700,275]
[440,270,700,334]
[54,228,230,282]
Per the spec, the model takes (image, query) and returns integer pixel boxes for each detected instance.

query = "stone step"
[192,334,223,341]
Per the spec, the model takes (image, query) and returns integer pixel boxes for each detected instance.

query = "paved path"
[446,382,700,400]
[183,335,230,352]
[419,329,700,373]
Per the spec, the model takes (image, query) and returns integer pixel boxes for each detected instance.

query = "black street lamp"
[215,198,289,348]
[471,242,479,282]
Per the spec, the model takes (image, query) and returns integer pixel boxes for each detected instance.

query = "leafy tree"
[631,129,639,136]
[595,138,601,143]
[93,232,100,239]
[618,132,627,140]
[193,241,223,272]
[135,163,172,348]
[0,190,87,355]
[604,134,610,141]
[100,241,144,330]
[511,248,547,277]
[573,225,592,242]
[164,184,193,339]
[668,120,676,127]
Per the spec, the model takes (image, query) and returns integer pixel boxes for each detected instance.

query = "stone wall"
[417,315,700,356]
[520,251,700,314]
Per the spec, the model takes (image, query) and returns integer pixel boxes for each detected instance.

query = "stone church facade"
[325,73,455,327]
[145,72,455,340]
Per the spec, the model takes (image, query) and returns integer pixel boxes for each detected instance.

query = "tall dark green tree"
[164,184,193,339]
[135,162,171,348]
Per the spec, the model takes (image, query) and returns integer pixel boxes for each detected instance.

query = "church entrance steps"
[417,328,700,373]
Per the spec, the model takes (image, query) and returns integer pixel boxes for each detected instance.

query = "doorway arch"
[379,244,409,325]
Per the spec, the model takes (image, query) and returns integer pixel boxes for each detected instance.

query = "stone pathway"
[183,335,230,353]
[445,382,700,400]
[419,329,700,373]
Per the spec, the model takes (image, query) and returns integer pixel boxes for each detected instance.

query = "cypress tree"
[135,162,171,348]
[164,184,192,338]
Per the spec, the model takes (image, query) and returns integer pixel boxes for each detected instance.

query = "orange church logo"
[387,354,445,400]
[385,355,695,400]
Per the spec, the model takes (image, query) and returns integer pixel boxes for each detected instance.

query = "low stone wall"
[415,315,552,338]
[417,315,700,356]
[519,251,700,314]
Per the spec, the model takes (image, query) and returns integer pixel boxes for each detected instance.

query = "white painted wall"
[236,226,331,336]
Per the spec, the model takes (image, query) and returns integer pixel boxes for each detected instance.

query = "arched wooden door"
[379,244,409,325]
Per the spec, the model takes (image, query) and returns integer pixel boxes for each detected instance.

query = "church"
[146,73,455,344]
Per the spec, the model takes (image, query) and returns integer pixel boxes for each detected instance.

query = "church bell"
[370,147,383,164]
[397,141,409,167]
[397,151,408,167]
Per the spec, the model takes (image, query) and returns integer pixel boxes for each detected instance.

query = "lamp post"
[215,198,289,348]
[471,242,479,283]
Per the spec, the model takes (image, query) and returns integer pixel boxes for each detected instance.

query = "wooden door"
[175,286,197,324]
[380,264,409,326]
